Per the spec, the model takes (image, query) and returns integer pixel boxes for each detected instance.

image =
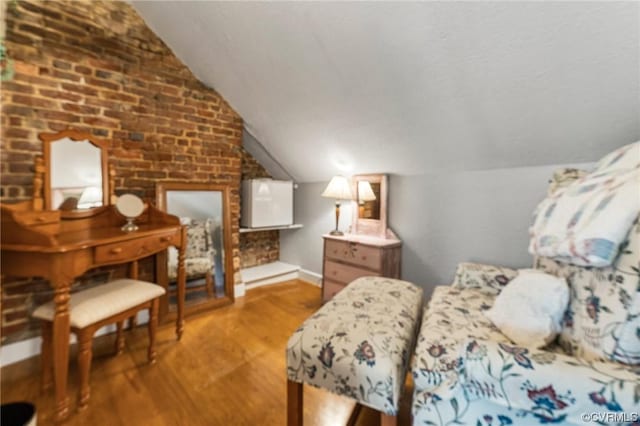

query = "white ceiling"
[132,1,640,183]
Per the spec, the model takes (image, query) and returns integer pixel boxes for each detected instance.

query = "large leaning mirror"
[351,174,388,237]
[156,182,234,315]
[40,129,110,213]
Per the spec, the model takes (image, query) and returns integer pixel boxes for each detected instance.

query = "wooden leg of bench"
[115,321,125,355]
[287,379,303,426]
[77,329,93,410]
[40,322,53,392]
[380,413,397,426]
[148,299,159,364]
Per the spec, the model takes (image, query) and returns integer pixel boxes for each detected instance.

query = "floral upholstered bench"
[286,276,423,426]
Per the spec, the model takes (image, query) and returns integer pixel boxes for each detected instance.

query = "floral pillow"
[529,141,640,267]
[535,215,640,365]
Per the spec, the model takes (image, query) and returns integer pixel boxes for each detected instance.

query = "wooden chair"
[33,279,165,410]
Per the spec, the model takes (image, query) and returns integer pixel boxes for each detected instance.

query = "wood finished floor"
[1,280,412,426]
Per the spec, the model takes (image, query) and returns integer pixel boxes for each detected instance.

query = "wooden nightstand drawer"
[325,239,382,271]
[321,233,401,303]
[324,259,380,285]
[95,231,178,264]
[322,279,347,302]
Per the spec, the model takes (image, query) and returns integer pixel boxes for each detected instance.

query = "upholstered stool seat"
[286,276,423,425]
[33,279,165,410]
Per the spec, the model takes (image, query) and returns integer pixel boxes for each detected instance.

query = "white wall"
[281,162,593,297]
[281,183,353,274]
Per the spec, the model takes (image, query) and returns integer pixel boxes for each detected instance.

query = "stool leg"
[147,299,159,364]
[115,321,125,355]
[77,329,93,410]
[40,322,53,391]
[287,379,303,426]
[381,413,397,426]
[128,315,137,330]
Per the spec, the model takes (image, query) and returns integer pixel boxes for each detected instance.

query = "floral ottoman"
[286,276,424,426]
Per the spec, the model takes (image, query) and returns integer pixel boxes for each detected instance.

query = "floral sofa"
[411,170,640,425]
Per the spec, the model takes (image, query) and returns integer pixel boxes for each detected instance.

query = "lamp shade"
[357,181,376,202]
[321,175,352,200]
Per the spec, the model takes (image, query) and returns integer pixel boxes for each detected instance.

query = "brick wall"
[0,0,274,343]
[240,148,280,268]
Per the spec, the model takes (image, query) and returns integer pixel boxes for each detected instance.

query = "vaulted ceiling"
[133,1,639,182]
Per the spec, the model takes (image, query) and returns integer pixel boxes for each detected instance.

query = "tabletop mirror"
[351,174,388,237]
[156,182,234,315]
[38,130,112,216]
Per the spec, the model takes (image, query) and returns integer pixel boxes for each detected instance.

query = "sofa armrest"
[461,338,640,423]
[451,262,518,295]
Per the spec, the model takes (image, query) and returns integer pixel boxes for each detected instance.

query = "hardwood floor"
[1,280,412,425]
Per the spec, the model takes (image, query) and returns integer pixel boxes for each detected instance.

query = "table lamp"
[321,175,353,236]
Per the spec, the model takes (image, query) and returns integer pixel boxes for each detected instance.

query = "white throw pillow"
[484,269,569,348]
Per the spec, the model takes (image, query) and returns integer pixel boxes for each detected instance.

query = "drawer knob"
[362,256,367,261]
[160,236,171,243]
[35,216,47,222]
[332,271,337,275]
[110,247,123,254]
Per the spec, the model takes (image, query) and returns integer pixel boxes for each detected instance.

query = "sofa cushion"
[412,286,512,396]
[535,215,640,365]
[484,269,569,348]
[452,262,518,296]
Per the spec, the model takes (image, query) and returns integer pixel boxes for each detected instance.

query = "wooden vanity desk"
[0,129,187,422]
[1,202,186,422]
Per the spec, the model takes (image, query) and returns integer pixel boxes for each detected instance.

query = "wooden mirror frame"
[351,174,388,238]
[155,182,235,317]
[37,129,114,218]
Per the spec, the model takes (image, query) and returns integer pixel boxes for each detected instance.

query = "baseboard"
[234,282,246,298]
[298,269,322,287]
[0,310,149,368]
[245,271,299,290]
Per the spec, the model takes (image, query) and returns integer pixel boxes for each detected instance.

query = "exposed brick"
[61,103,100,115]
[39,88,83,103]
[52,59,72,70]
[74,65,92,75]
[60,82,98,96]
[2,81,35,94]
[18,23,62,41]
[41,110,80,122]
[11,94,58,109]
[4,128,32,139]
[86,77,120,91]
[1,0,264,345]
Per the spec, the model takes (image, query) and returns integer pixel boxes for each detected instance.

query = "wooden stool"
[33,279,165,411]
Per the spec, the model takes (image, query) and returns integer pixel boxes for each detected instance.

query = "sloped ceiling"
[132,1,639,182]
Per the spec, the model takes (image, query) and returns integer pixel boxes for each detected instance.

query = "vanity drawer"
[323,259,380,285]
[95,231,179,264]
[325,239,382,271]
[322,279,347,302]
[20,210,60,226]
